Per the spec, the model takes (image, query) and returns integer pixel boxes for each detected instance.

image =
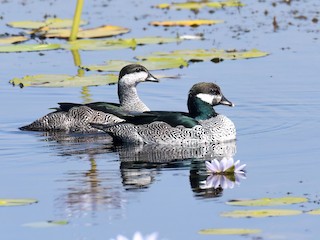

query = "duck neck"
[118,83,149,111]
[188,97,217,120]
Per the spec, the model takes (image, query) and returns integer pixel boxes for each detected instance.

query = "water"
[0,0,319,239]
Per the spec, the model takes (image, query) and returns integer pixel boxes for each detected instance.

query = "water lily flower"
[114,232,158,240]
[201,172,246,189]
[205,158,246,174]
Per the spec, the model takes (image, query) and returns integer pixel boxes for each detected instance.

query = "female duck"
[20,64,158,132]
[91,82,236,144]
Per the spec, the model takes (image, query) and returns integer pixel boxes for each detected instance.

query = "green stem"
[69,0,84,41]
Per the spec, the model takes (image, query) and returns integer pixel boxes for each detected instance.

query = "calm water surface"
[0,0,319,239]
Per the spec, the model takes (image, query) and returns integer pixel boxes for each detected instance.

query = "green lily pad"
[9,74,118,88]
[7,18,87,29]
[221,209,302,218]
[0,43,61,53]
[227,197,308,206]
[63,36,185,51]
[81,57,188,72]
[306,209,320,215]
[0,198,38,206]
[63,38,137,51]
[150,19,224,27]
[0,36,29,44]
[199,228,261,235]
[23,220,68,228]
[45,25,130,39]
[156,1,244,10]
[136,48,269,62]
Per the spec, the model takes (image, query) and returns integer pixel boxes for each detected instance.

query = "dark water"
[1,0,319,239]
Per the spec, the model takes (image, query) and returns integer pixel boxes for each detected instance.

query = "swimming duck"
[20,64,158,132]
[91,82,236,144]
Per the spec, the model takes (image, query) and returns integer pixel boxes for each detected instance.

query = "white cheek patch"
[196,93,221,104]
[124,71,148,83]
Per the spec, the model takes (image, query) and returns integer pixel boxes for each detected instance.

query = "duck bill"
[146,73,159,82]
[219,95,235,107]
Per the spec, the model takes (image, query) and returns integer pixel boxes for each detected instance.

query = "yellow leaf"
[0,36,28,44]
[7,18,87,29]
[0,198,38,206]
[199,228,261,235]
[136,48,269,62]
[45,25,130,39]
[0,43,61,53]
[81,57,188,72]
[9,74,118,88]
[150,19,224,27]
[156,1,245,10]
[221,209,302,218]
[227,197,308,206]
[306,209,320,215]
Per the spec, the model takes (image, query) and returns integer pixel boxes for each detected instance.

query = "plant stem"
[69,0,84,41]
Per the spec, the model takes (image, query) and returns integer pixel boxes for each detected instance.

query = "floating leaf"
[199,228,261,235]
[9,74,118,88]
[7,18,87,29]
[23,220,68,228]
[135,36,183,45]
[0,43,61,53]
[150,19,224,27]
[156,1,244,10]
[136,48,269,62]
[63,38,137,51]
[0,36,28,44]
[227,197,308,207]
[306,209,320,215]
[0,198,38,206]
[63,36,185,51]
[44,25,130,39]
[82,57,188,72]
[221,209,302,218]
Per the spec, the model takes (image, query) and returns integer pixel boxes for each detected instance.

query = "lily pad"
[81,57,188,72]
[9,74,118,88]
[0,43,61,53]
[0,36,28,44]
[64,38,137,51]
[150,19,224,27]
[7,18,87,29]
[63,36,185,51]
[23,220,68,228]
[156,1,244,10]
[44,25,130,39]
[306,209,320,215]
[136,48,269,62]
[227,197,308,206]
[199,228,261,235]
[0,198,38,206]
[220,209,302,218]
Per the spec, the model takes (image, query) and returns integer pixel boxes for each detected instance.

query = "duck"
[20,64,158,132]
[90,82,236,145]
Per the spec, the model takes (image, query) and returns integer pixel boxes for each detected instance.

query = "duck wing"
[58,102,120,112]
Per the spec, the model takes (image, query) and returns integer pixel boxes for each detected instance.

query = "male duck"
[91,82,236,144]
[20,64,158,132]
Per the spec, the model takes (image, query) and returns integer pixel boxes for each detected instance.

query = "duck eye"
[210,89,218,95]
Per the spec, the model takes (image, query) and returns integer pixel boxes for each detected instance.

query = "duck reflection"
[44,131,241,218]
[116,141,239,198]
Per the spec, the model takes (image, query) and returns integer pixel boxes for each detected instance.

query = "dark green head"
[187,82,234,120]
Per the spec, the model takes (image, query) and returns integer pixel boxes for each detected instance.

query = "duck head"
[118,64,158,87]
[187,82,234,119]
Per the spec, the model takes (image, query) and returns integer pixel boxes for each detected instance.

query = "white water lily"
[114,232,158,240]
[201,172,246,189]
[205,157,246,174]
